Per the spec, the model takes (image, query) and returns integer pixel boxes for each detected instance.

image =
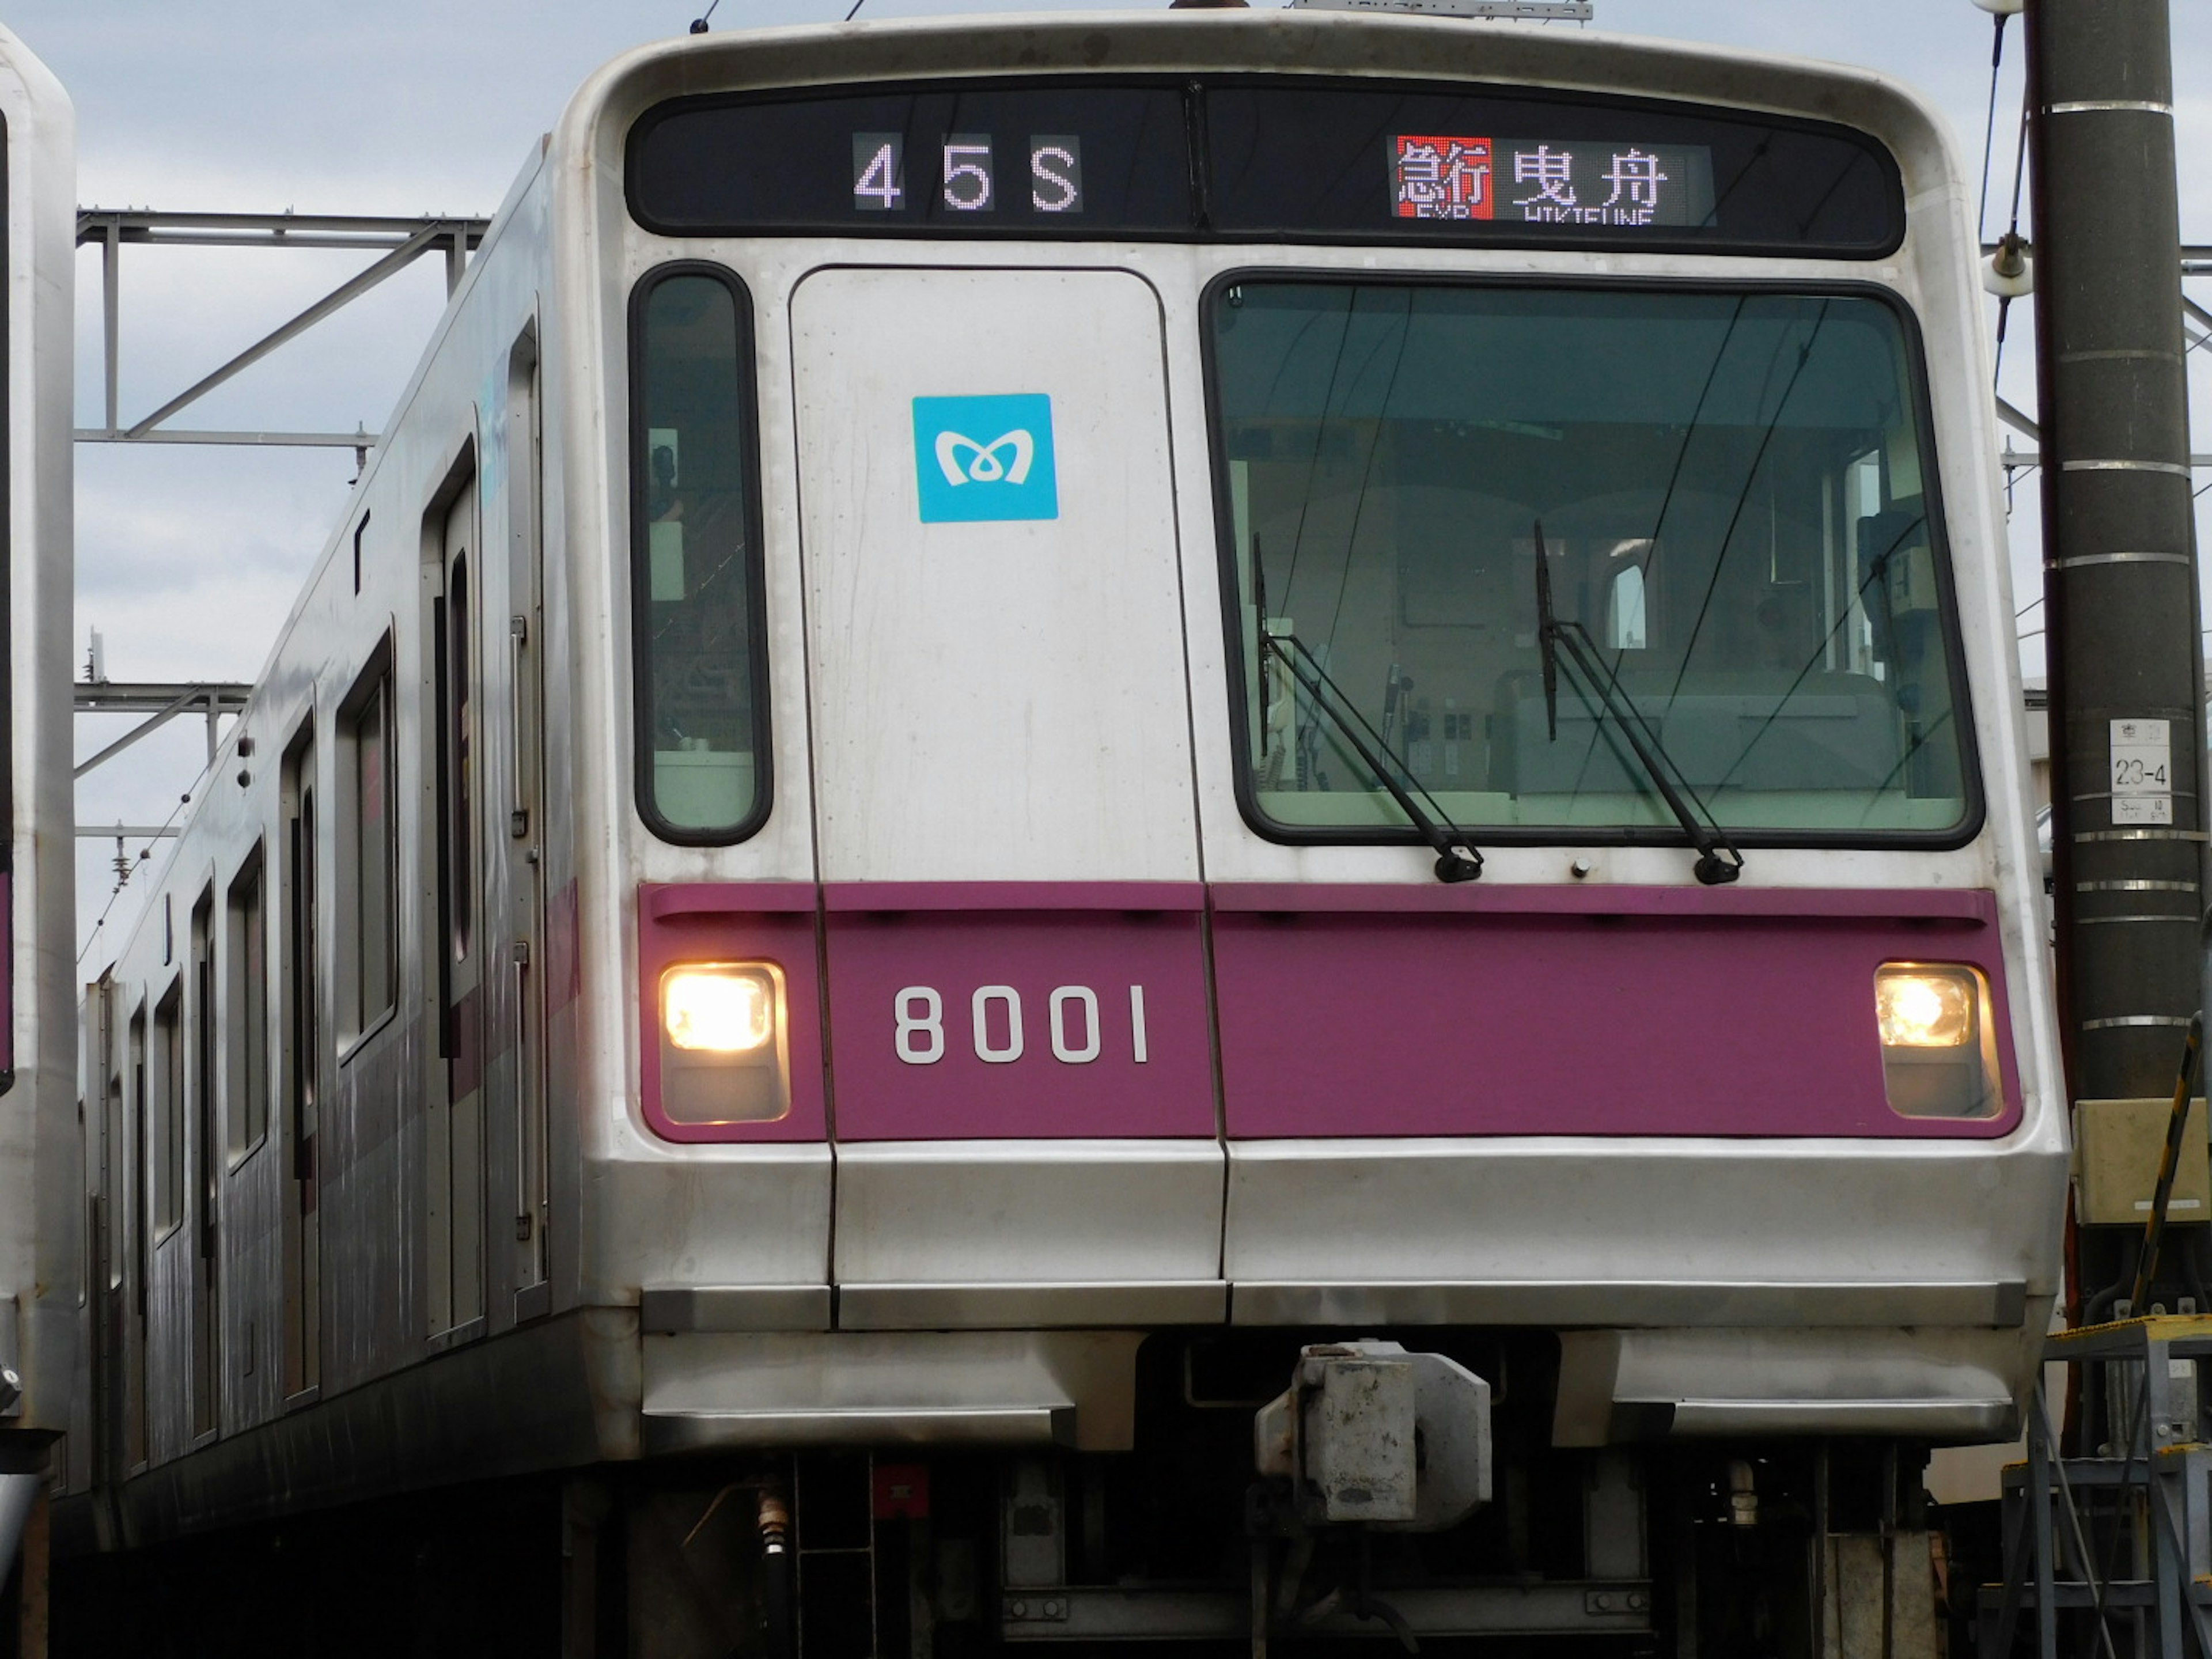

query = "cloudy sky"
[13,0,2208,957]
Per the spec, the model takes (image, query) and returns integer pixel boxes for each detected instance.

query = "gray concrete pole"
[2028,0,2205,1131]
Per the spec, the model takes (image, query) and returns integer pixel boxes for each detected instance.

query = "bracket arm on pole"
[123,223,442,439]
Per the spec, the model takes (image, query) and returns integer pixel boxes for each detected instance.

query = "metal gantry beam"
[74,209,489,454]
[73,679,251,781]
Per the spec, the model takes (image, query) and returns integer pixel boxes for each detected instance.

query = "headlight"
[1874,963,1999,1119]
[1874,967,1976,1048]
[664,965,775,1052]
[657,961,789,1124]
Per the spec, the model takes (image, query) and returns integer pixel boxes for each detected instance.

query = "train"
[55,10,2063,1658]
[0,16,75,1610]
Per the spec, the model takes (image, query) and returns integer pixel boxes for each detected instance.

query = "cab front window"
[629,266,771,843]
[1209,280,1976,844]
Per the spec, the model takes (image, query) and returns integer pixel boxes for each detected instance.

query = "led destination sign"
[1388,136,1713,228]
[851,132,1092,215]
[634,85,1193,233]
[628,78,1899,254]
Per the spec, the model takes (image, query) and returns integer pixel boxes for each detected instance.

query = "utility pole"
[2028,0,2206,1321]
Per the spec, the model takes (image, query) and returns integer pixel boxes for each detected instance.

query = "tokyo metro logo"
[912,393,1059,523]
[935,427,1035,487]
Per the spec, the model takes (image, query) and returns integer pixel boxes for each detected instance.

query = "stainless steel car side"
[0,21,77,1570]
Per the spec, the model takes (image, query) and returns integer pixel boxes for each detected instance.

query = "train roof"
[555,8,1967,187]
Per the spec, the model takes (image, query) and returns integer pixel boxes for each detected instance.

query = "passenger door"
[430,480,487,1334]
[188,893,216,1439]
[90,980,128,1483]
[127,1006,147,1467]
[790,267,1225,1324]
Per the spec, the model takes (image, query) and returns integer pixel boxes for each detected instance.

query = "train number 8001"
[892,984,1150,1066]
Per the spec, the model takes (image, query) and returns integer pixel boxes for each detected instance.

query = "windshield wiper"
[1260,629,1483,883]
[1531,520,1745,887]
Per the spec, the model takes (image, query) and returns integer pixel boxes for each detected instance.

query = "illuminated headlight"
[664,965,775,1052]
[1874,967,1975,1048]
[1874,963,1999,1119]
[657,962,789,1124]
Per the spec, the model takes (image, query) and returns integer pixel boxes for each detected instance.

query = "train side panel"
[0,24,77,1479]
[74,143,645,1533]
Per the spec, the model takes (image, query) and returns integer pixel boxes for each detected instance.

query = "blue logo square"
[912,394,1059,523]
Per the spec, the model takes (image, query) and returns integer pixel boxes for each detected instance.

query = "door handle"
[509,613,530,839]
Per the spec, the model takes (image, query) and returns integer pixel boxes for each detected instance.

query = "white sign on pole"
[2111,717,2174,826]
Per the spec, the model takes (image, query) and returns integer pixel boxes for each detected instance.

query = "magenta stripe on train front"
[1210,884,2020,1141]
[821,882,1214,1141]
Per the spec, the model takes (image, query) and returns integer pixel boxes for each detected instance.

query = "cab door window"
[628,266,771,843]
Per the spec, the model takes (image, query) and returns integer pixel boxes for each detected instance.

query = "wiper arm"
[1533,522,1561,741]
[1261,630,1483,884]
[1531,520,1744,887]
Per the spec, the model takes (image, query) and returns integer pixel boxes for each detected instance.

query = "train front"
[574,12,2065,1650]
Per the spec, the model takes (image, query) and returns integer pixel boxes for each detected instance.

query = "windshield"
[1210,281,1974,842]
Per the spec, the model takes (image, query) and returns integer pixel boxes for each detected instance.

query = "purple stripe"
[823,907,1216,1139]
[631,880,2026,1145]
[1212,888,2021,1141]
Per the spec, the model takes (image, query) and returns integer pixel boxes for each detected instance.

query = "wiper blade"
[1530,520,1744,887]
[1533,522,1560,741]
[1262,630,1483,884]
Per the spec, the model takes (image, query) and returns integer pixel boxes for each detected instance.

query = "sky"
[10,0,2207,960]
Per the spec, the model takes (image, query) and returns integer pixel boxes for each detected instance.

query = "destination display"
[627,78,1899,253]
[630,85,1194,233]
[851,132,1092,215]
[1388,136,1712,227]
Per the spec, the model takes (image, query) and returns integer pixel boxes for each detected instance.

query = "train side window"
[283,729,319,1113]
[153,980,183,1239]
[191,889,214,1188]
[128,998,147,1474]
[448,552,474,963]
[226,846,268,1161]
[128,1007,145,1266]
[191,890,214,1187]
[281,725,322,1399]
[628,265,771,843]
[189,887,218,1438]
[339,643,398,1041]
[103,984,123,1293]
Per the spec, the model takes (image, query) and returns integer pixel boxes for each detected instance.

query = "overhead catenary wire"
[1991,67,2032,388]
[75,770,206,967]
[1975,5,2013,248]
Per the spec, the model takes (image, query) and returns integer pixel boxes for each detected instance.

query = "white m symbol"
[935,427,1035,488]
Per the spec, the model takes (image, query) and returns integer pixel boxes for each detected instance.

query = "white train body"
[0,20,74,1498]
[65,11,2061,1646]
